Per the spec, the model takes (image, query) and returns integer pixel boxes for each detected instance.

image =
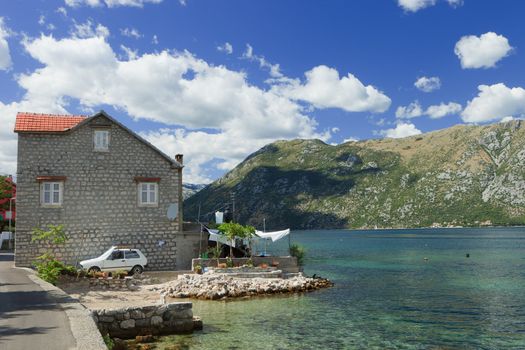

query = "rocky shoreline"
[151,273,333,300]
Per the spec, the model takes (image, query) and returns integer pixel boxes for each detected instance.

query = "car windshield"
[99,246,116,260]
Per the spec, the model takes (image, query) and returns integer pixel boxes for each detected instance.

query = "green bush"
[31,224,74,284]
[34,253,76,285]
[102,333,114,350]
[113,270,128,279]
[31,224,67,244]
[289,243,306,266]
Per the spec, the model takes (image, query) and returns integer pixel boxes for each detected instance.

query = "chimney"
[175,154,183,165]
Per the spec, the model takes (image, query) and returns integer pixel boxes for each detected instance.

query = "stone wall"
[192,256,299,273]
[92,302,202,339]
[88,276,139,291]
[15,113,182,270]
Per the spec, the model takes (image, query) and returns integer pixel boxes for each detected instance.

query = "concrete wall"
[176,225,209,270]
[92,302,202,339]
[15,114,182,270]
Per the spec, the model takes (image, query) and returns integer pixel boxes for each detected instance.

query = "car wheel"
[88,266,101,273]
[131,265,143,275]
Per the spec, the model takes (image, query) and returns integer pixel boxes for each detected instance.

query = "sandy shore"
[60,280,164,310]
[58,271,189,310]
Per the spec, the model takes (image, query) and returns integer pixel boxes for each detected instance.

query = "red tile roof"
[14,112,87,133]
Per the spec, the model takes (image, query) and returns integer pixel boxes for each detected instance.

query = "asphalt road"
[0,252,76,350]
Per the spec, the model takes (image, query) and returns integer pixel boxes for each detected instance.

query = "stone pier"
[92,302,202,339]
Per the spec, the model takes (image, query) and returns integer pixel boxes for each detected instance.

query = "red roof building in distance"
[0,175,16,228]
[14,112,87,132]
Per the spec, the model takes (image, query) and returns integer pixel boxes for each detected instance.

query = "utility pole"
[197,203,202,258]
[8,197,15,250]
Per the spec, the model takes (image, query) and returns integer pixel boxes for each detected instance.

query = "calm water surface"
[159,228,525,349]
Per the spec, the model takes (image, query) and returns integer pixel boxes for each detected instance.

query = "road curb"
[24,270,107,350]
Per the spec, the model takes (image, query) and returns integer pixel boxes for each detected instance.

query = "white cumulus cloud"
[396,101,423,119]
[0,18,12,71]
[398,0,436,12]
[447,0,463,7]
[342,137,358,143]
[381,122,422,139]
[120,27,142,39]
[426,102,462,119]
[57,7,68,16]
[398,0,463,12]
[454,32,513,69]
[217,42,233,54]
[1,32,388,182]
[397,100,461,119]
[65,0,162,7]
[71,20,110,38]
[1,34,348,182]
[120,45,138,60]
[462,83,525,123]
[242,44,282,78]
[414,76,441,92]
[273,65,391,113]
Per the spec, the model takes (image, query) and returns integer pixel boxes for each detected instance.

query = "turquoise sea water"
[159,228,525,349]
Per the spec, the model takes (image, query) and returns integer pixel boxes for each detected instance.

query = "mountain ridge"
[184,120,525,230]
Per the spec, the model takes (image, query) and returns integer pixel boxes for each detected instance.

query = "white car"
[80,246,148,275]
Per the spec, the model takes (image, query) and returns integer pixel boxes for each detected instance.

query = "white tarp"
[205,228,235,247]
[255,229,290,242]
[205,227,290,247]
[215,211,224,224]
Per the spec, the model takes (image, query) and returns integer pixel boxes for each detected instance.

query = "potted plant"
[194,264,203,274]
[114,270,127,279]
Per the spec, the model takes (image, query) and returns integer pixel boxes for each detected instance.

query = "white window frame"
[41,181,63,207]
[138,182,158,206]
[94,129,110,151]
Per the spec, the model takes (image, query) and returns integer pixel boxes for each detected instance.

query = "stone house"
[14,110,198,270]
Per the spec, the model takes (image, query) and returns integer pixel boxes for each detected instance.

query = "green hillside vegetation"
[184,120,525,229]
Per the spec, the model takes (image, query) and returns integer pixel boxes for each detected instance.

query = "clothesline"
[203,227,290,247]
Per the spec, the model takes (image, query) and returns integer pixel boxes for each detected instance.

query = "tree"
[31,224,72,284]
[218,222,256,257]
[0,176,15,232]
[32,224,68,245]
[243,225,256,257]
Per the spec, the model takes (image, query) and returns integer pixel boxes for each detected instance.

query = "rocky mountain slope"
[184,120,525,229]
[182,183,206,200]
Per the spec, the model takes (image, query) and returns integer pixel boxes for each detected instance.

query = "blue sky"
[1,0,524,183]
